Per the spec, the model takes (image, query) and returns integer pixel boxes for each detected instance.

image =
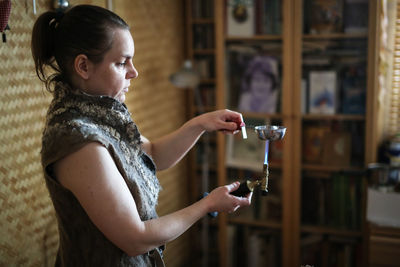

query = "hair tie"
[55,11,64,23]
[49,11,64,30]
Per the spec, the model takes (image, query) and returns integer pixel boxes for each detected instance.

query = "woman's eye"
[117,62,126,67]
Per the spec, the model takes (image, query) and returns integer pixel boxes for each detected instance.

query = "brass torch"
[231,125,286,197]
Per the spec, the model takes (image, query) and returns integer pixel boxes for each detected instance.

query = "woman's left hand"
[197,109,244,134]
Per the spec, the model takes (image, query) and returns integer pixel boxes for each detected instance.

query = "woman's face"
[250,71,273,97]
[86,28,138,102]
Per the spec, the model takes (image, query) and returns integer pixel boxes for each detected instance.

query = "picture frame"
[226,117,267,171]
[226,0,255,37]
[237,55,279,114]
[226,44,280,114]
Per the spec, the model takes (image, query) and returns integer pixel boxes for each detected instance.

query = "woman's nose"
[127,63,138,79]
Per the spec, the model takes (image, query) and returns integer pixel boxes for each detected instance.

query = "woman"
[31,4,251,267]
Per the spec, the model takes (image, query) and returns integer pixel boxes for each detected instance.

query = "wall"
[0,0,189,266]
[114,1,191,266]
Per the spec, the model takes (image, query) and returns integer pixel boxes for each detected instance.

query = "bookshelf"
[292,1,378,267]
[185,0,379,266]
[216,1,293,266]
[184,1,220,266]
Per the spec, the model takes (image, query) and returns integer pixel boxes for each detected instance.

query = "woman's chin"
[116,94,126,103]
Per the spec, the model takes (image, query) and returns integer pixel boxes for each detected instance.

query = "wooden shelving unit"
[185,0,380,266]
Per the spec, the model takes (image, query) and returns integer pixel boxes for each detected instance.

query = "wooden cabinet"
[184,1,220,266]
[185,0,380,266]
[368,224,400,267]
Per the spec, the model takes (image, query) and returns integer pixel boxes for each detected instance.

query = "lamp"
[169,60,200,89]
[169,60,210,267]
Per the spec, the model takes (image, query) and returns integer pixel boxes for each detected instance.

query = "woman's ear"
[74,54,91,80]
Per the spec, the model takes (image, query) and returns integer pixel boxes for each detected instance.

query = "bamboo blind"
[388,1,400,136]
[381,0,400,140]
[0,0,189,266]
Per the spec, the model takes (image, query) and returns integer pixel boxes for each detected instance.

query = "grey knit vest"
[41,82,162,266]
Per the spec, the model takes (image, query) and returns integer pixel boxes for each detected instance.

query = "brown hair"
[31,5,129,91]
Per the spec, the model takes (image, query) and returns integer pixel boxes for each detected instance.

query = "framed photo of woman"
[237,55,279,114]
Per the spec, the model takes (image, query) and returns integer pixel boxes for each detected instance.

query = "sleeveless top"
[41,82,163,266]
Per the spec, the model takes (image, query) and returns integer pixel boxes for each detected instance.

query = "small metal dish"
[254,125,286,141]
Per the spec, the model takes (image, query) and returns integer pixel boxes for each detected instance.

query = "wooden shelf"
[302,164,365,173]
[226,35,282,41]
[228,162,282,171]
[302,114,365,121]
[191,18,214,24]
[301,225,363,237]
[229,217,282,230]
[199,78,216,84]
[241,112,284,120]
[303,33,368,40]
[193,49,215,55]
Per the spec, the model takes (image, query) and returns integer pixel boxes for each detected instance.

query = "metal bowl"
[254,125,286,141]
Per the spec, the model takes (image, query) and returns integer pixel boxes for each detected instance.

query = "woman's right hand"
[205,182,252,214]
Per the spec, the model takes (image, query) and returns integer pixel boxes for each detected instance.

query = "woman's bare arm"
[54,142,251,256]
[141,109,244,170]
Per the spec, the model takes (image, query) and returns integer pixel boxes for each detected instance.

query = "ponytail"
[31,11,60,91]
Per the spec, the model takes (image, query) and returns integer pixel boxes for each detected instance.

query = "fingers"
[225,181,240,193]
[234,193,252,206]
[220,129,240,135]
[228,205,240,214]
[222,111,244,132]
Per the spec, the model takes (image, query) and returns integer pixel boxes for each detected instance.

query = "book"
[192,24,214,49]
[340,65,366,114]
[226,0,255,37]
[309,71,337,114]
[300,234,323,265]
[269,138,283,163]
[322,131,351,167]
[343,0,368,34]
[301,79,307,114]
[307,0,344,34]
[194,57,211,79]
[255,0,282,35]
[192,0,214,18]
[247,229,279,267]
[302,125,330,164]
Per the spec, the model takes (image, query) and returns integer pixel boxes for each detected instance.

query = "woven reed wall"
[115,1,191,266]
[0,0,189,266]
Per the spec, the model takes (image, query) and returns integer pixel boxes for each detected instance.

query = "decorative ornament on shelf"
[0,0,11,43]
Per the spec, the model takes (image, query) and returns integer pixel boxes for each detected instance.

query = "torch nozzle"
[260,163,269,196]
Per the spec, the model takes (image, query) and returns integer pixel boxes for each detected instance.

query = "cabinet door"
[186,1,220,266]
[297,0,370,266]
[219,0,289,266]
